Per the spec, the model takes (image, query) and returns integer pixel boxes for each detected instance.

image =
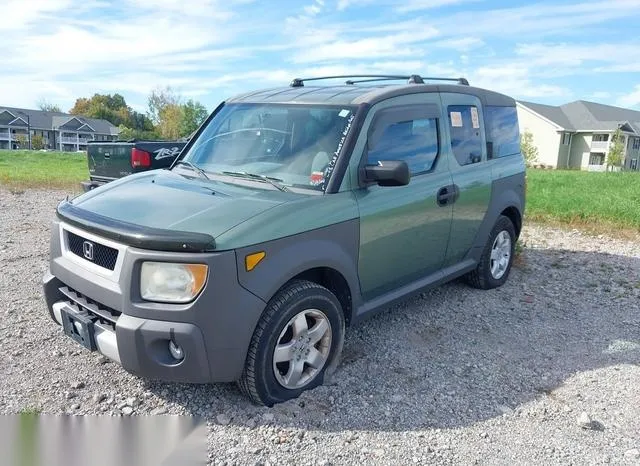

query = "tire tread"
[237,280,329,406]
[466,215,515,290]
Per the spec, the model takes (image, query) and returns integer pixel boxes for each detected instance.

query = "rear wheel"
[238,280,345,406]
[466,215,516,290]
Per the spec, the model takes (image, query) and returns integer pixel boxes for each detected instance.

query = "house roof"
[518,99,640,134]
[0,106,119,135]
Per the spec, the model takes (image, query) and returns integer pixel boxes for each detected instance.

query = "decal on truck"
[154,147,182,160]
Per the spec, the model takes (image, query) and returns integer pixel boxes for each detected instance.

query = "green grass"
[0,151,639,235]
[525,168,640,234]
[18,406,42,416]
[0,149,87,189]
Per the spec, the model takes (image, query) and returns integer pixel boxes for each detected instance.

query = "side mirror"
[364,160,410,187]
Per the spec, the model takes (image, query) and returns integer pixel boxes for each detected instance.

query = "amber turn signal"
[245,252,266,271]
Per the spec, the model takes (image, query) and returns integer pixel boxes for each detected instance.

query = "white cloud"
[1,0,640,111]
[431,0,640,38]
[289,27,440,63]
[471,65,570,99]
[588,91,612,100]
[434,37,485,52]
[515,42,640,69]
[616,85,640,109]
[396,0,478,13]
[337,0,476,12]
[1,0,72,31]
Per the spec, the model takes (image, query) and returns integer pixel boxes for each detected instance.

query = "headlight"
[140,262,208,303]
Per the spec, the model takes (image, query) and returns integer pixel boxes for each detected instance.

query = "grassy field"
[0,150,87,189]
[525,168,640,234]
[0,150,638,235]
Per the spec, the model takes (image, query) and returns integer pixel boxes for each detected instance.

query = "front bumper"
[43,218,267,383]
[44,272,212,383]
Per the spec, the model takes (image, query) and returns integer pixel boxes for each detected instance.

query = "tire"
[238,280,345,407]
[466,215,516,290]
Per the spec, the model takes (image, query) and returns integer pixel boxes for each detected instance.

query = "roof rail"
[289,74,469,87]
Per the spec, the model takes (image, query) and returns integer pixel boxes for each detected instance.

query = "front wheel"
[466,215,516,290]
[238,280,345,406]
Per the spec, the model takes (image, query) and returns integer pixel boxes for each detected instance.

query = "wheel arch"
[465,178,524,263]
[500,205,522,238]
[235,220,361,328]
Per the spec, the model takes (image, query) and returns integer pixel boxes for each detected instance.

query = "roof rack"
[289,74,469,87]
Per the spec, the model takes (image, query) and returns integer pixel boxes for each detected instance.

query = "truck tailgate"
[88,143,132,182]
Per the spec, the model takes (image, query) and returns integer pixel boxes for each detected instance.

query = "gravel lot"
[1,187,639,465]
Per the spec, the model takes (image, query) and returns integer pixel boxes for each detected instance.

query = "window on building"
[589,154,605,165]
[484,106,520,159]
[631,159,638,170]
[367,117,440,174]
[633,138,640,150]
[562,133,572,145]
[448,105,484,166]
[593,134,609,142]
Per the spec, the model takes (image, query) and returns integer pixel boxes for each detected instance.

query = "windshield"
[178,103,357,191]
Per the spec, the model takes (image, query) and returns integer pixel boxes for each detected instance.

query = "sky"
[1,0,640,114]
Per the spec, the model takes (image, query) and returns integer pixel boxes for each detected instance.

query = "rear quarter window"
[485,106,521,158]
[447,105,484,166]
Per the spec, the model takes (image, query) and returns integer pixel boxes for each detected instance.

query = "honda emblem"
[82,241,94,261]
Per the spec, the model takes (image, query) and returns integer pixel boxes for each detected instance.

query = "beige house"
[516,100,640,171]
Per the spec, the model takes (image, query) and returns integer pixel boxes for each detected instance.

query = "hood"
[58,169,295,251]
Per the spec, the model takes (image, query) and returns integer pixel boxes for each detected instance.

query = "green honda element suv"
[43,75,525,406]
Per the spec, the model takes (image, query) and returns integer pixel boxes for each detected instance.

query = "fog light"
[168,340,184,361]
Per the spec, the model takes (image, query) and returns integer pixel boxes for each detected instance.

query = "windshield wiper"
[221,171,289,192]
[174,160,211,180]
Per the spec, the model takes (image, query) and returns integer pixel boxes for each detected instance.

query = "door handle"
[436,185,459,206]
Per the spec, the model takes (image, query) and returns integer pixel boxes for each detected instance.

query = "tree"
[520,130,539,167]
[117,123,159,141]
[69,93,155,139]
[147,86,181,126]
[36,98,61,113]
[31,134,45,150]
[606,127,625,171]
[14,134,28,148]
[147,87,207,139]
[69,93,131,127]
[158,104,184,140]
[180,99,208,136]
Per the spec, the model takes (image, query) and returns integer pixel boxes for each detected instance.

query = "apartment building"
[516,100,640,171]
[0,106,119,151]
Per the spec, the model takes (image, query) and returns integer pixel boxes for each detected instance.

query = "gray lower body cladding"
[43,219,267,383]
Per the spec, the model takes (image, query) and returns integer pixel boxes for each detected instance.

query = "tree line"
[36,87,209,142]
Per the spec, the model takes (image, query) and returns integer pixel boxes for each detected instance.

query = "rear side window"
[367,118,439,174]
[485,106,521,158]
[448,105,484,166]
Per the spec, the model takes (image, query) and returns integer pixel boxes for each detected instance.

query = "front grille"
[67,231,118,270]
[59,286,121,330]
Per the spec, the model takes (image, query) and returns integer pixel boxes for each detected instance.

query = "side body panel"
[348,93,454,302]
[464,155,526,263]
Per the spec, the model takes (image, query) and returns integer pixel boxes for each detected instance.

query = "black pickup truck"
[82,140,187,191]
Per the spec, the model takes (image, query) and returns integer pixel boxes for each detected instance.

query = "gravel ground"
[1,187,639,465]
